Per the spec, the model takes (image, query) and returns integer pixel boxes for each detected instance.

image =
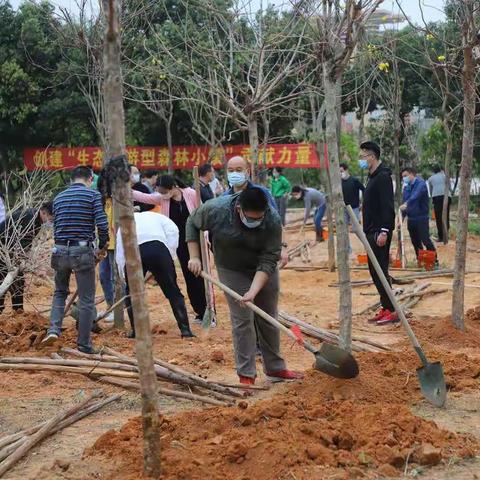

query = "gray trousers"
[217,267,286,378]
[48,245,96,349]
[274,196,287,226]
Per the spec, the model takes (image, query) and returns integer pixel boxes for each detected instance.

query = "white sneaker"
[41,333,59,346]
[97,311,114,323]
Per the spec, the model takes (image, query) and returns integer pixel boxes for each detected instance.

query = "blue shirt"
[223,180,277,211]
[53,183,109,248]
[402,177,429,220]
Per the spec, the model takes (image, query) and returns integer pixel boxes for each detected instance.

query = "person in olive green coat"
[269,167,291,225]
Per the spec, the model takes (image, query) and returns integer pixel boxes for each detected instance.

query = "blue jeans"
[99,250,115,306]
[314,204,327,233]
[48,245,96,349]
[344,206,361,253]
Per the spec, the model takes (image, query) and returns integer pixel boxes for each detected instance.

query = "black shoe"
[91,322,102,334]
[181,330,196,338]
[77,345,100,355]
[126,331,136,339]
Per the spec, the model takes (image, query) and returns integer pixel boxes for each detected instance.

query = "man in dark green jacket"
[186,187,302,385]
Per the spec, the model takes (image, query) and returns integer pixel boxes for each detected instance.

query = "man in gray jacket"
[186,187,302,385]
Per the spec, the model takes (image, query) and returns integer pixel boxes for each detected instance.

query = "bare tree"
[138,0,313,180]
[0,170,56,299]
[298,0,383,351]
[101,0,161,474]
[451,0,480,331]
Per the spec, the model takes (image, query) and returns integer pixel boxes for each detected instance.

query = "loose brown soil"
[1,225,480,479]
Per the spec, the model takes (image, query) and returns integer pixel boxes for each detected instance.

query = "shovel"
[201,271,359,379]
[346,205,446,407]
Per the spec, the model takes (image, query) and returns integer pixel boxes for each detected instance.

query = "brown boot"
[316,231,324,242]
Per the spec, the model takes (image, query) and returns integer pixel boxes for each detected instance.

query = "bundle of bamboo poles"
[278,311,389,352]
[354,283,448,316]
[0,392,121,477]
[328,269,455,288]
[0,347,265,407]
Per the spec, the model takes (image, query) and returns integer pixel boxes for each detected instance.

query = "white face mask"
[340,171,348,180]
[131,173,140,183]
[228,171,247,187]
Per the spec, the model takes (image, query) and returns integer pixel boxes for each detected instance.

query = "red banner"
[24,144,321,171]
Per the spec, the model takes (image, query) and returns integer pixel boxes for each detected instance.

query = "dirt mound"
[409,313,480,350]
[0,312,49,355]
[86,349,479,480]
[466,306,480,323]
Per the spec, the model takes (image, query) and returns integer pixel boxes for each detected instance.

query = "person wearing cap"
[186,187,303,385]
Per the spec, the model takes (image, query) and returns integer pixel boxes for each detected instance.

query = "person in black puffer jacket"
[359,141,396,325]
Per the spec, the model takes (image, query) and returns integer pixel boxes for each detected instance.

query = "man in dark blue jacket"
[400,167,436,260]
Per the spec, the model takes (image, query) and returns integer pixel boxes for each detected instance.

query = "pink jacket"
[132,188,199,217]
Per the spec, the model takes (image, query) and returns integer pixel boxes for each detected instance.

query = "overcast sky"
[9,0,446,25]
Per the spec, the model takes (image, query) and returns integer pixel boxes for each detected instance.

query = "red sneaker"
[239,375,255,385]
[368,308,386,323]
[376,310,399,325]
[266,369,304,383]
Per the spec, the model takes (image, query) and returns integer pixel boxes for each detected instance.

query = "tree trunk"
[247,113,259,183]
[442,121,453,245]
[166,118,174,175]
[102,0,161,475]
[0,268,18,298]
[324,72,352,352]
[451,22,475,332]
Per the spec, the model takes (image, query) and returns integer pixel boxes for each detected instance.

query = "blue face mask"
[403,177,410,187]
[227,171,247,187]
[240,209,264,229]
[358,159,368,170]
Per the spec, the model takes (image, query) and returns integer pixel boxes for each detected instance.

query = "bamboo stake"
[98,377,229,406]
[278,311,389,351]
[102,347,244,398]
[0,394,121,462]
[0,363,139,379]
[0,392,103,477]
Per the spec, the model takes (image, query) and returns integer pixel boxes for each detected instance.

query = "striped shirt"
[53,183,109,248]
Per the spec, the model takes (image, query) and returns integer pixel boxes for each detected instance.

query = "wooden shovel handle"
[346,205,424,355]
[200,271,316,353]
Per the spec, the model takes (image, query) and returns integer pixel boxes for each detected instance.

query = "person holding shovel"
[290,185,327,243]
[359,141,397,325]
[186,187,303,385]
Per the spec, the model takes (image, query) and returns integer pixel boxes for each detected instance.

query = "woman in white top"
[116,210,195,339]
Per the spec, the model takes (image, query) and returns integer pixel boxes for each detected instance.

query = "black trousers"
[407,218,436,259]
[125,241,189,334]
[0,265,25,313]
[177,240,206,318]
[366,232,394,311]
[432,196,451,242]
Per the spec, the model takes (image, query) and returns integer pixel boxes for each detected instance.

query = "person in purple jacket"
[400,167,437,262]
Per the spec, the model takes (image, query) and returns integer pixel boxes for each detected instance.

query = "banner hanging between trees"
[24,143,325,171]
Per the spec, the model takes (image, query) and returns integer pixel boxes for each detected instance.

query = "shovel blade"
[416,361,447,407]
[314,343,360,379]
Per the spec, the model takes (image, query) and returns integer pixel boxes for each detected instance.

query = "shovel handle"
[200,271,317,354]
[346,206,426,361]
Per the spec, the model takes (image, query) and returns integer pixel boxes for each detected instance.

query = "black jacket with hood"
[362,163,395,235]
